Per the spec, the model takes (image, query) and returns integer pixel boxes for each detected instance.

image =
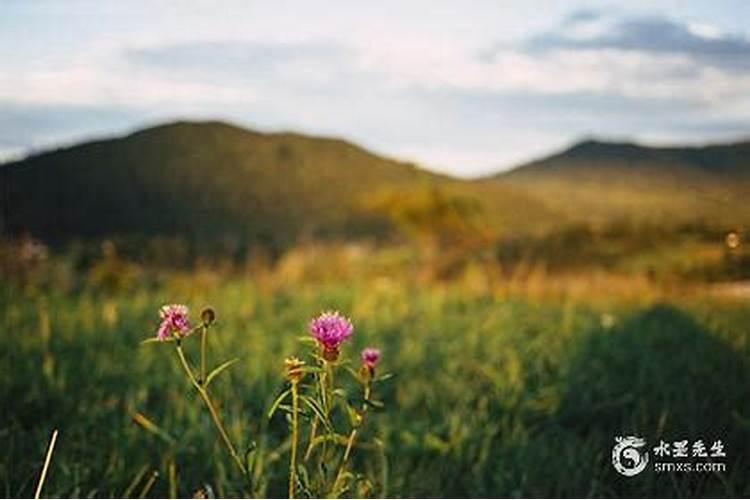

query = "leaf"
[309,433,350,448]
[299,396,334,434]
[343,366,363,382]
[374,372,395,383]
[330,470,355,497]
[267,389,291,419]
[298,366,323,374]
[296,463,310,490]
[365,398,385,409]
[245,441,257,475]
[140,337,174,345]
[310,353,328,365]
[132,411,176,445]
[345,403,360,427]
[204,358,240,387]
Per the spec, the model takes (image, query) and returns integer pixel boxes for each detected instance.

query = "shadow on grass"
[383,303,750,498]
[546,303,750,497]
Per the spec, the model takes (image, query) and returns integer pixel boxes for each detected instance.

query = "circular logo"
[612,436,649,476]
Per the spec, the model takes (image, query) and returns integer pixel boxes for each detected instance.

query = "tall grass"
[2,274,749,497]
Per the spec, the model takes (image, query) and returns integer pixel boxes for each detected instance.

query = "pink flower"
[309,311,353,359]
[361,347,381,369]
[157,304,191,340]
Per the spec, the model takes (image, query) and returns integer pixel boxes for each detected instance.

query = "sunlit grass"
[2,274,749,497]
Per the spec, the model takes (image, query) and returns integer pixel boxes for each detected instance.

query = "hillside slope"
[496,138,750,227]
[1,121,553,253]
[4,124,748,256]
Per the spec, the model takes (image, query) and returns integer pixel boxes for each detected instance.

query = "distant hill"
[3,123,748,257]
[504,139,750,177]
[1,121,424,252]
[496,138,750,227]
[0,120,551,255]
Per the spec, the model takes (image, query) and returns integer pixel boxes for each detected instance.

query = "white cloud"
[1,2,749,176]
[687,22,724,40]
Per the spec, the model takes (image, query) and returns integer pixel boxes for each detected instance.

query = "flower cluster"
[156,304,191,340]
[148,304,385,498]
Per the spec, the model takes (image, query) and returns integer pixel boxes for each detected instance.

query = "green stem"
[325,361,334,413]
[175,344,247,476]
[200,326,207,384]
[304,420,318,461]
[332,383,371,494]
[319,362,329,413]
[305,360,328,460]
[332,428,358,494]
[289,381,300,499]
[320,360,333,480]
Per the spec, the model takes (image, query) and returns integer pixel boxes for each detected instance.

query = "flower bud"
[360,347,381,381]
[285,356,305,383]
[200,306,216,326]
[322,346,340,362]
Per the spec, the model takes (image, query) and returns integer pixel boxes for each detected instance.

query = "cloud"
[2,4,749,175]
[563,9,603,25]
[472,11,750,112]
[0,101,138,154]
[126,41,353,83]
[526,10,750,71]
[120,40,375,116]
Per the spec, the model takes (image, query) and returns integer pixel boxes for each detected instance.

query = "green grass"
[2,279,750,497]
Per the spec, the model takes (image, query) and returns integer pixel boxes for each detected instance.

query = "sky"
[1,1,749,177]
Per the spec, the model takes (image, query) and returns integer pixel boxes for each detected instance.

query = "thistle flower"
[157,304,191,340]
[360,347,381,381]
[284,356,305,383]
[309,311,353,361]
[361,347,381,369]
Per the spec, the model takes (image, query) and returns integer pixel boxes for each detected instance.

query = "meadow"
[3,246,750,498]
[2,11,749,498]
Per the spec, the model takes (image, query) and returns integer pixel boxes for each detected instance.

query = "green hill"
[3,123,748,258]
[0,121,552,254]
[510,139,750,176]
[496,138,750,228]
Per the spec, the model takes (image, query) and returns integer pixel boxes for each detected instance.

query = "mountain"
[496,138,750,227]
[0,120,551,254]
[504,138,750,178]
[3,123,748,257]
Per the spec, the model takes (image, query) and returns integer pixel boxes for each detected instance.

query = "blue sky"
[1,1,749,176]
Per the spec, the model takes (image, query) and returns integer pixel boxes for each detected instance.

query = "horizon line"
[2,116,749,180]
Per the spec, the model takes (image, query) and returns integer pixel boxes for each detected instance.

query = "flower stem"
[200,326,207,384]
[325,361,334,413]
[332,383,371,494]
[304,420,318,461]
[305,360,329,460]
[319,361,330,413]
[320,360,333,478]
[175,344,247,476]
[289,380,300,499]
[332,428,357,494]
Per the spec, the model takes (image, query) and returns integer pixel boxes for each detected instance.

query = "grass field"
[3,269,749,498]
